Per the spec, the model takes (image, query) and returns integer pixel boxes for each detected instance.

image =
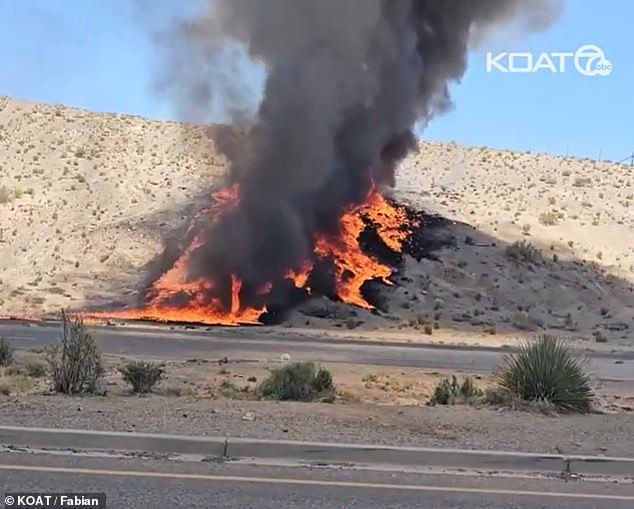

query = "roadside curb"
[0,426,632,477]
[0,426,226,459]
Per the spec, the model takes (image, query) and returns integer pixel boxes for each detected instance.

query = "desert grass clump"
[573,177,592,188]
[119,361,165,394]
[0,338,14,367]
[0,186,14,204]
[538,211,559,226]
[46,310,103,395]
[23,362,46,378]
[496,334,593,413]
[505,240,543,265]
[217,380,253,399]
[427,375,482,406]
[259,361,334,402]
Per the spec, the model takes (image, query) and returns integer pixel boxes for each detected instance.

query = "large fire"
[89,181,420,326]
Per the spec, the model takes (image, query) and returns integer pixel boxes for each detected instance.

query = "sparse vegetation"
[0,373,35,395]
[572,176,592,187]
[496,334,593,413]
[5,361,46,378]
[505,240,543,265]
[483,386,513,406]
[258,361,334,402]
[217,379,253,399]
[25,362,45,378]
[0,338,14,367]
[0,186,16,204]
[119,361,165,394]
[427,375,482,406]
[45,310,103,395]
[538,211,559,226]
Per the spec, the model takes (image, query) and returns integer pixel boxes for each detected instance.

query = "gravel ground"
[1,395,633,458]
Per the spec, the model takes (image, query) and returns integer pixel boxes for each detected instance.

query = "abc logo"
[574,44,613,77]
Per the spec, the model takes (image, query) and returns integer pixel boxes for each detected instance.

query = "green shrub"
[428,375,482,405]
[119,361,165,394]
[46,310,103,395]
[258,361,334,401]
[496,334,593,413]
[0,338,14,367]
[429,377,456,405]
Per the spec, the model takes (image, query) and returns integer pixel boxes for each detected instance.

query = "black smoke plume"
[153,0,561,312]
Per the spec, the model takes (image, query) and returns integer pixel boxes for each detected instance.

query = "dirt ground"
[1,96,633,347]
[1,349,634,458]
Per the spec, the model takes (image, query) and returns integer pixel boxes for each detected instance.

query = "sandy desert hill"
[1,96,633,347]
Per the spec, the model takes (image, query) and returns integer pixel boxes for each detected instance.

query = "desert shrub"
[483,387,513,406]
[573,177,592,187]
[0,338,14,367]
[258,361,334,401]
[46,310,103,395]
[505,240,543,265]
[496,334,593,413]
[217,380,252,399]
[0,186,13,204]
[428,375,482,405]
[24,361,46,378]
[5,361,46,378]
[119,361,165,394]
[538,211,559,226]
[483,387,558,414]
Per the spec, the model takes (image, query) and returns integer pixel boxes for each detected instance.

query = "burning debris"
[96,186,429,325]
[93,0,560,326]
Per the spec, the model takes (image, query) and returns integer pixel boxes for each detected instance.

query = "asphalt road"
[1,321,633,380]
[1,453,633,509]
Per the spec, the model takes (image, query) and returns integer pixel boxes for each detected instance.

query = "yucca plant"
[497,334,593,413]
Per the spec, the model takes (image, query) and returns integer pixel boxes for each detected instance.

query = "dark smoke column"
[161,0,561,310]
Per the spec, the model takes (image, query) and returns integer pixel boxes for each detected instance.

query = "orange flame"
[89,184,265,326]
[87,182,420,326]
[285,261,314,291]
[312,189,418,308]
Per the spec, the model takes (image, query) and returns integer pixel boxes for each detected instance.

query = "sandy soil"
[1,96,633,347]
[1,351,633,457]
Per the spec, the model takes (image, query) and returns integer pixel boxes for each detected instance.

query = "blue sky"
[0,1,632,161]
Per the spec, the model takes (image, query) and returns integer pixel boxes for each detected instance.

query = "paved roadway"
[1,452,633,509]
[1,321,633,380]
